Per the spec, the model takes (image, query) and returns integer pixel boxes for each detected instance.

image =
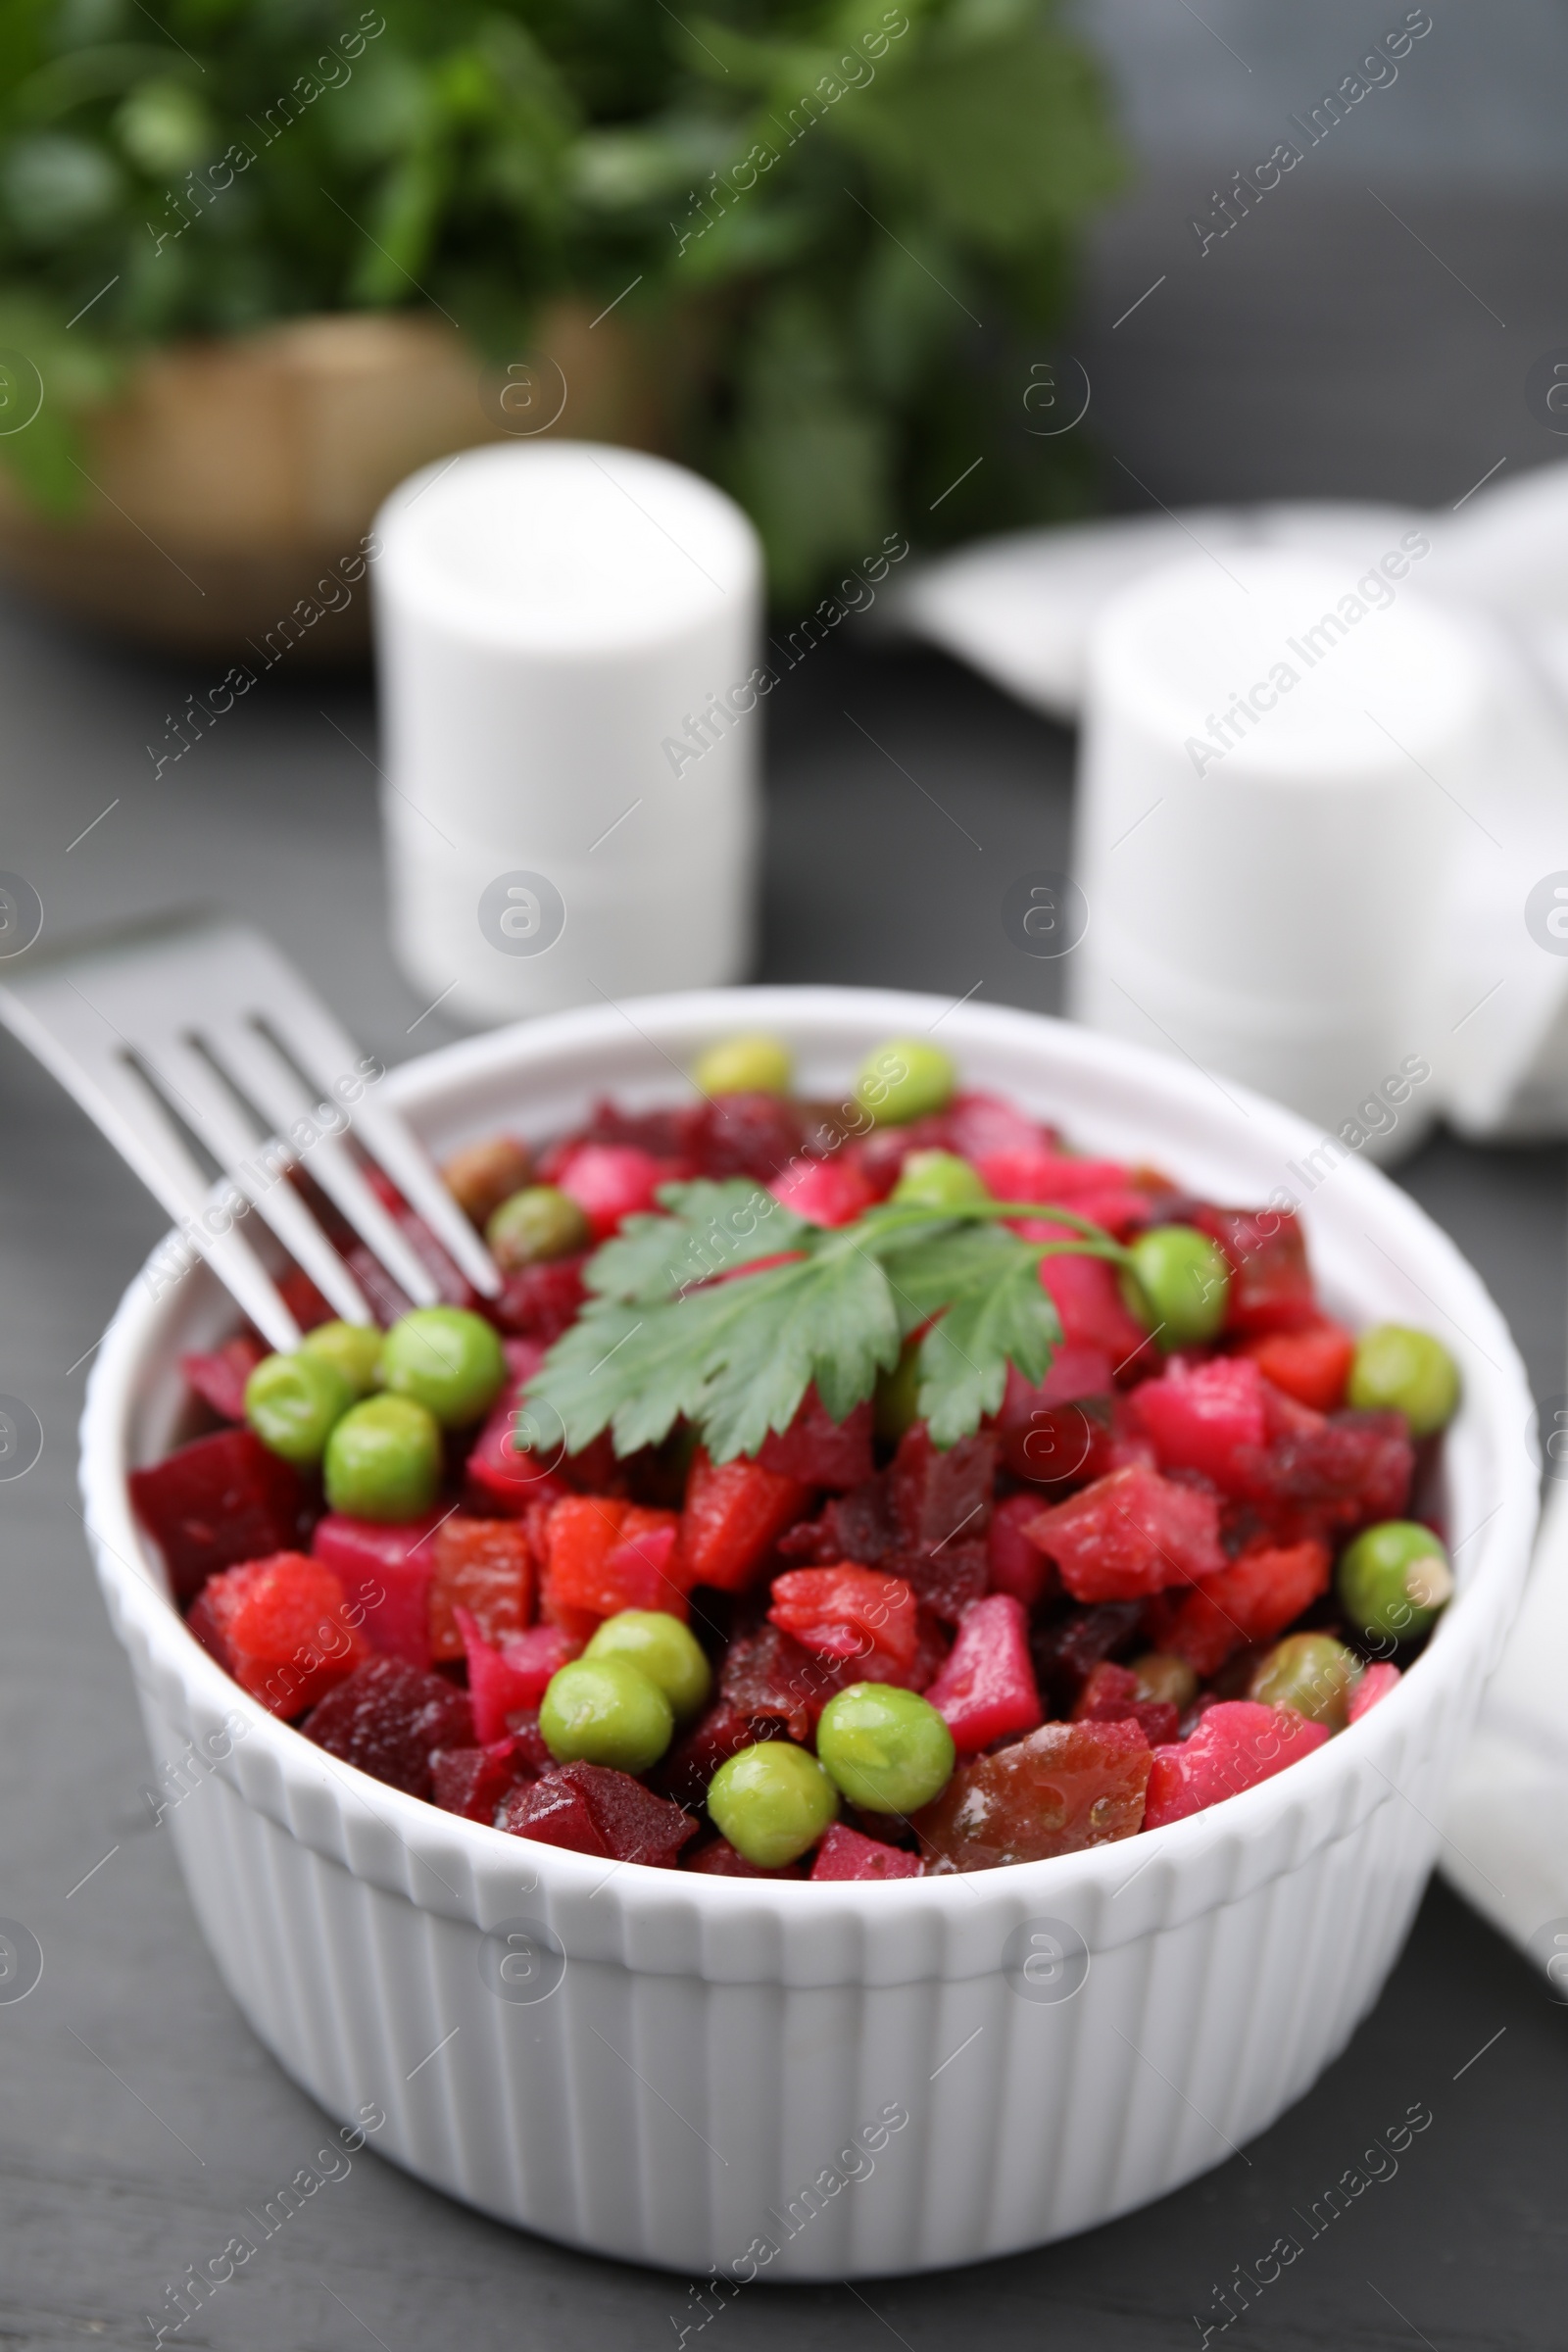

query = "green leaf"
[879,1220,1030,1330]
[696,1232,902,1457]
[586,1178,809,1303]
[915,1250,1062,1446]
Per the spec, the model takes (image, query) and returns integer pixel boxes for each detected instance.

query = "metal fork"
[0,912,500,1351]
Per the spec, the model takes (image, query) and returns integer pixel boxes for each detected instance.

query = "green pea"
[1131,1651,1199,1712]
[891,1150,991,1211]
[298,1319,383,1398]
[244,1349,354,1466]
[486,1184,591,1271]
[1122,1225,1230,1347]
[707,1740,840,1868]
[1338,1520,1453,1643]
[815,1685,956,1815]
[1348,1325,1459,1438]
[322,1395,442,1522]
[539,1656,674,1775]
[583,1610,711,1722]
[692,1032,793,1097]
[874,1336,923,1444]
[378,1305,506,1428]
[855,1038,956,1127]
[1248,1632,1360,1727]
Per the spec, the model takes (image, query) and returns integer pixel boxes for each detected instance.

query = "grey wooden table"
[2,575,1565,2350]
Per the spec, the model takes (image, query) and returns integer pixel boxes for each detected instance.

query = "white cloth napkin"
[892,466,1568,1141]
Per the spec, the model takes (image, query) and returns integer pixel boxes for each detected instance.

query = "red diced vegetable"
[661,1701,784,1808]
[1070,1660,1179,1747]
[892,1424,997,1553]
[1347,1661,1400,1724]
[1161,1538,1333,1676]
[557,1144,676,1240]
[427,1516,533,1661]
[130,1428,311,1603]
[947,1091,1051,1164]
[687,1091,805,1180]
[683,1834,806,1878]
[541,1496,683,1637]
[500,1760,697,1865]
[1239,1409,1413,1532]
[1143,1699,1329,1829]
[278,1268,334,1331]
[679,1449,809,1592]
[986,1492,1057,1605]
[301,1655,474,1797]
[923,1593,1042,1754]
[187,1551,368,1716]
[768,1154,877,1227]
[719,1623,844,1737]
[465,1379,573,1517]
[1026,1463,1226,1601]
[1039,1249,1153,1373]
[1129,1355,1268,1495]
[492,1256,589,1342]
[312,1510,445,1669]
[811,1823,923,1881]
[1242,1321,1355,1412]
[180,1335,267,1423]
[768,1565,919,1677]
[1031,1600,1146,1713]
[757,1392,875,1489]
[974,1148,1130,1203]
[430,1736,528,1822]
[914,1720,1152,1871]
[459,1611,579,1743]
[1192,1206,1316,1335]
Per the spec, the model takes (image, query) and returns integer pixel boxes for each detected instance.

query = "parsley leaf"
[525,1180,1122,1463]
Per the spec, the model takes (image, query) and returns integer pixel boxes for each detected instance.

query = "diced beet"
[1054,1188,1158,1243]
[557,1144,674,1240]
[500,1760,697,1866]
[465,1379,574,1518]
[915,1719,1152,1872]
[660,1701,782,1807]
[491,1256,589,1343]
[1031,1599,1146,1713]
[312,1511,445,1669]
[973,1148,1131,1204]
[1241,1321,1355,1412]
[768,1566,919,1678]
[278,1268,334,1331]
[1192,1206,1317,1336]
[1069,1660,1179,1746]
[684,1834,807,1878]
[892,1424,996,1554]
[1129,1355,1268,1496]
[345,1209,478,1327]
[1025,1463,1226,1600]
[811,1823,924,1881]
[947,1091,1052,1165]
[427,1516,533,1661]
[300,1654,473,1796]
[854,1112,956,1195]
[1143,1699,1329,1829]
[756,1392,874,1490]
[502,1707,555,1773]
[187,1551,369,1716]
[719,1623,842,1740]
[768,1153,876,1227]
[686,1092,806,1180]
[130,1428,311,1604]
[1258,1407,1413,1523]
[1038,1250,1153,1377]
[679,1450,810,1592]
[1161,1537,1333,1676]
[431,1736,530,1823]
[181,1335,268,1424]
[776,1471,900,1568]
[923,1593,1043,1754]
[986,1493,1057,1605]
[1348,1661,1400,1724]
[570,1096,701,1160]
[460,1612,578,1744]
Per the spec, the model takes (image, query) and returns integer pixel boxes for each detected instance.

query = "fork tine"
[209,1019,441,1309]
[0,984,302,1350]
[261,991,503,1298]
[139,1035,376,1327]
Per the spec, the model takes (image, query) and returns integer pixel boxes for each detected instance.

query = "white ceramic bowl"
[80,988,1537,2279]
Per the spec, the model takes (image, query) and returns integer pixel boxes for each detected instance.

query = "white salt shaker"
[1068,549,1493,1157]
[373,441,762,1024]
